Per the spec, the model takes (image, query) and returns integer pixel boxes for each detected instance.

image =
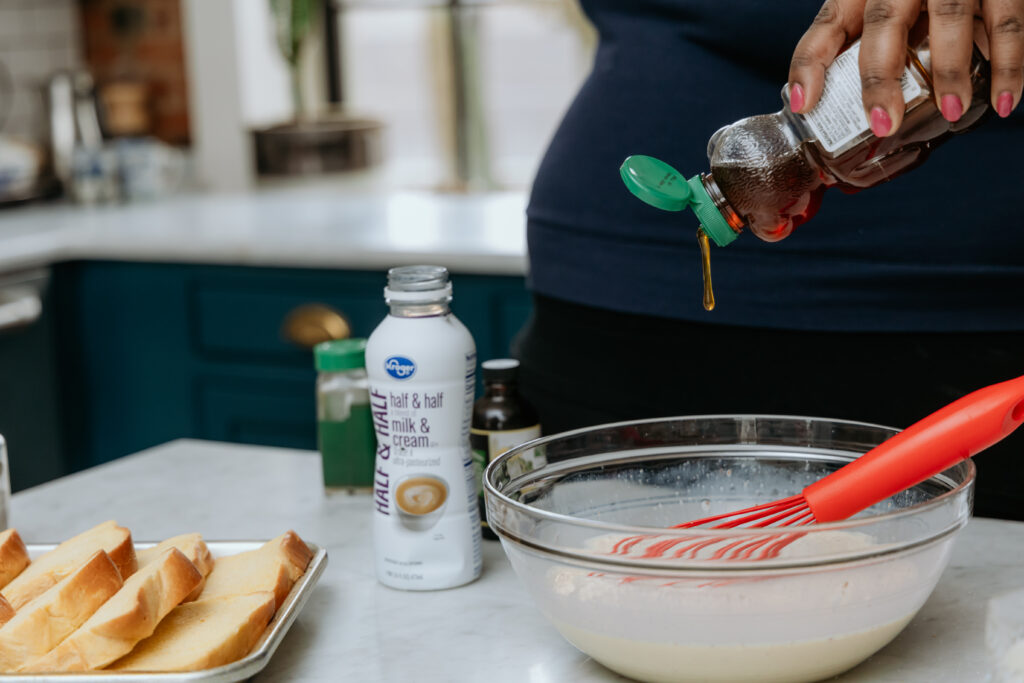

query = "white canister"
[366,265,482,590]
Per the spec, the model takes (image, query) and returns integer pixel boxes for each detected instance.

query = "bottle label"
[471,425,543,497]
[368,320,482,590]
[801,42,923,154]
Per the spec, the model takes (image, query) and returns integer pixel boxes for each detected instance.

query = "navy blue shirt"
[526,0,1024,331]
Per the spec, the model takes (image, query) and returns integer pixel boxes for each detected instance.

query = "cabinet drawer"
[190,269,532,366]
[191,270,386,364]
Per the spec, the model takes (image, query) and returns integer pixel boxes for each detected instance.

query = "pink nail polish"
[870,107,891,137]
[941,94,963,122]
[790,84,805,113]
[997,92,1013,118]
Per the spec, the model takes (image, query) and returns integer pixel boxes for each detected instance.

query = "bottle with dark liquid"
[620,26,991,246]
[471,359,540,540]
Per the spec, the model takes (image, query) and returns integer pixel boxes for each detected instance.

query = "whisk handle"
[804,374,1024,523]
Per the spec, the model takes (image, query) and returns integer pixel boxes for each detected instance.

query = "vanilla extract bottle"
[471,359,541,540]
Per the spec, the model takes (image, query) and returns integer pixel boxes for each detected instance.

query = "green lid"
[314,338,367,372]
[619,155,739,247]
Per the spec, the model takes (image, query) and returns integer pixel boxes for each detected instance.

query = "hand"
[788,0,1024,136]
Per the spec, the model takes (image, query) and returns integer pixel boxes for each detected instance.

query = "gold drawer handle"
[282,304,351,349]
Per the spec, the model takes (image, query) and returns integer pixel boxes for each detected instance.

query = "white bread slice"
[19,548,202,673]
[198,531,312,609]
[108,592,275,672]
[0,551,123,671]
[0,530,30,589]
[2,521,136,610]
[0,596,13,628]
[137,534,214,602]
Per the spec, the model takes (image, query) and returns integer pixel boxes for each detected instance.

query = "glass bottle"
[471,359,541,540]
[621,27,992,246]
[314,339,376,490]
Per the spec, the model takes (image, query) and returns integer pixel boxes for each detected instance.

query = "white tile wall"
[0,0,83,143]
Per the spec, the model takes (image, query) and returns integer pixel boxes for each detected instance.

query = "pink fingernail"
[941,94,963,122]
[870,107,891,136]
[997,91,1014,118]
[790,83,805,113]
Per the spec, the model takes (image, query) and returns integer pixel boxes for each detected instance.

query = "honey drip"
[697,228,715,311]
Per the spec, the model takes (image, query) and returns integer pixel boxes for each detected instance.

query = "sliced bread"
[19,548,202,673]
[198,531,312,609]
[137,533,214,602]
[0,530,29,590]
[1,521,136,610]
[108,592,275,672]
[0,550,123,672]
[0,596,13,628]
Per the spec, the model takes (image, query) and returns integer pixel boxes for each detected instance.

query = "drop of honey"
[697,228,715,311]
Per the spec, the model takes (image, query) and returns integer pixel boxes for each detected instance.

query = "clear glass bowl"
[483,415,974,683]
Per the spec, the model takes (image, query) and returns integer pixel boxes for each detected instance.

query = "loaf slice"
[19,548,202,673]
[108,592,276,672]
[2,520,136,610]
[137,534,214,602]
[198,531,312,609]
[0,596,13,628]
[0,530,30,590]
[0,551,123,672]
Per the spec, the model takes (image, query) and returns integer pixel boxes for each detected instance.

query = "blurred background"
[0,0,594,201]
[0,0,595,493]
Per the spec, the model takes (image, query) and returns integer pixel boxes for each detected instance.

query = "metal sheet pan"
[1,540,328,681]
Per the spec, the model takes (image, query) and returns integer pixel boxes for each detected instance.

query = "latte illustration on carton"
[395,475,448,531]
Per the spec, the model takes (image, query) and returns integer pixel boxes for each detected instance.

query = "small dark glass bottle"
[471,359,541,540]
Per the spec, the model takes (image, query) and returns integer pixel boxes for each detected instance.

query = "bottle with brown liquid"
[620,25,991,247]
[471,359,540,540]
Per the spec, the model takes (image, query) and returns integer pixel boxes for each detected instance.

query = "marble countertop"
[0,186,528,276]
[10,439,1021,682]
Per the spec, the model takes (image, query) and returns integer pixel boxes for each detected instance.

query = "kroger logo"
[384,356,416,380]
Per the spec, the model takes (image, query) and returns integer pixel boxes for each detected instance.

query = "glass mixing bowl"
[483,415,974,683]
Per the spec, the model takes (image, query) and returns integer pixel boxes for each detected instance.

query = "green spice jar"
[314,338,375,489]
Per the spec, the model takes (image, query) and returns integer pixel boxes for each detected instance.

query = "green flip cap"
[619,155,738,247]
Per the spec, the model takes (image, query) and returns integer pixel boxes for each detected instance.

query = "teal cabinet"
[52,261,531,469]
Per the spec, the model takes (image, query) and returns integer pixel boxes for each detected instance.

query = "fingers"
[791,0,1020,128]
[859,0,922,135]
[983,0,1024,117]
[927,0,981,122]
[789,0,866,113]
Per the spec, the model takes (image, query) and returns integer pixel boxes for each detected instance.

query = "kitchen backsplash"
[0,0,83,143]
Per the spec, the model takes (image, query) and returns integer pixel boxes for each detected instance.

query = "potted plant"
[254,0,383,176]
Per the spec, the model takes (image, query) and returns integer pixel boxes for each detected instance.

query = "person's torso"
[526,0,1024,330]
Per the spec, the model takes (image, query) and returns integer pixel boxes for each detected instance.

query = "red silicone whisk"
[610,374,1024,562]
[684,373,1024,528]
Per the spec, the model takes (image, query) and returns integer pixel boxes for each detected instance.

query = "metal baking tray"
[2,540,328,681]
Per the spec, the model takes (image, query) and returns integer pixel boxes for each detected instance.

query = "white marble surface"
[10,439,1022,682]
[0,187,528,275]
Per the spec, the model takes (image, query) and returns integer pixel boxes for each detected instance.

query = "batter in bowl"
[538,530,939,683]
